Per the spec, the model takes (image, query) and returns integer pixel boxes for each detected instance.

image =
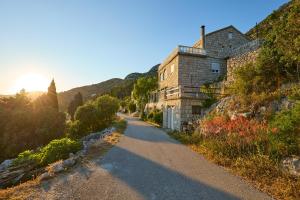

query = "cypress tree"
[47,79,59,111]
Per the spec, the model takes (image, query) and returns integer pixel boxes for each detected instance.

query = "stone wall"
[180,99,204,124]
[226,49,260,86]
[194,26,249,58]
[178,54,226,87]
[158,56,179,90]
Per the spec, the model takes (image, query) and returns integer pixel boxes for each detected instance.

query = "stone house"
[146,25,261,130]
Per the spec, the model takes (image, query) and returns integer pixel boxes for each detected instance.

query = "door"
[167,107,174,129]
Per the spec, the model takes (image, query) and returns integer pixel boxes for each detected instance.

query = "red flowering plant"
[200,115,269,157]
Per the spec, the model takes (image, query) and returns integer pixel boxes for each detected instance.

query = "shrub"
[128,102,136,113]
[75,103,99,132]
[269,102,300,160]
[13,150,41,166]
[39,138,82,165]
[200,115,269,158]
[13,138,82,167]
[153,111,163,124]
[66,120,87,139]
[147,112,154,120]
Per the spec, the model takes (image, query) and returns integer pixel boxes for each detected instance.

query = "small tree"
[132,76,157,112]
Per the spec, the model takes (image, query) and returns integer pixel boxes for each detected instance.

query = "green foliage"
[0,81,66,162]
[269,102,300,160]
[75,102,100,133]
[47,79,59,111]
[39,138,82,165]
[112,118,127,134]
[232,0,300,103]
[132,76,157,112]
[146,110,163,124]
[68,92,83,120]
[13,138,82,167]
[69,95,119,139]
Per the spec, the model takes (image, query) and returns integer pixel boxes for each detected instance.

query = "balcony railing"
[153,86,208,101]
[178,45,207,55]
[160,45,207,67]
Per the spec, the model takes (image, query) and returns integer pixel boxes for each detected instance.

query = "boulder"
[282,156,300,176]
[0,159,13,171]
[63,158,76,168]
[39,172,51,181]
[48,161,64,174]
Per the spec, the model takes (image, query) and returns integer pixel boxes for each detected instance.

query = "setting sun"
[10,73,49,93]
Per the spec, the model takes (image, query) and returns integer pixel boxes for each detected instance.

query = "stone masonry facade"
[146,25,261,131]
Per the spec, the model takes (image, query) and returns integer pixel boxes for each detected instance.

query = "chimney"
[201,25,206,49]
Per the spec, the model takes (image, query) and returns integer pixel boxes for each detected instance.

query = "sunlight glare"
[11,73,49,93]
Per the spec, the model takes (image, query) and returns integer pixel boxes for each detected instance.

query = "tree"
[68,92,83,120]
[74,103,99,133]
[94,95,119,126]
[47,79,59,111]
[132,76,157,112]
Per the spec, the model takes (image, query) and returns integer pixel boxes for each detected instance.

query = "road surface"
[39,115,271,200]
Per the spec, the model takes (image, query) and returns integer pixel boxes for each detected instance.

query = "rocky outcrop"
[282,156,300,177]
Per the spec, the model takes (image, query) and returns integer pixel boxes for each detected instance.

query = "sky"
[0,0,289,94]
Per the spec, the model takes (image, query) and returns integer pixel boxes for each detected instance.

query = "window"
[192,106,202,115]
[160,73,163,81]
[163,69,167,79]
[211,63,220,73]
[228,32,233,39]
[170,64,174,73]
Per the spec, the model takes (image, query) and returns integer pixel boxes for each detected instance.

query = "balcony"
[160,86,208,100]
[160,45,207,67]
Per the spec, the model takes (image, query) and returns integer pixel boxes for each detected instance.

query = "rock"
[48,161,64,174]
[237,112,252,118]
[39,172,51,181]
[280,97,295,110]
[63,158,76,168]
[0,159,13,171]
[282,156,300,176]
[111,127,116,132]
[69,153,75,158]
[12,173,24,185]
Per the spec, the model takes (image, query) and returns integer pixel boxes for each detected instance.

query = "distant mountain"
[125,64,159,80]
[246,1,291,39]
[58,64,159,111]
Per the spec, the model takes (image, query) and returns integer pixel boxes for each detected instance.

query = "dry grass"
[188,143,300,200]
[84,132,122,160]
[0,178,42,200]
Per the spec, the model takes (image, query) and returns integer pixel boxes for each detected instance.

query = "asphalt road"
[40,115,271,200]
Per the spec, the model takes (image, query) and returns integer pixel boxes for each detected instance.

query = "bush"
[128,102,136,113]
[71,95,119,138]
[269,102,300,160]
[13,138,82,167]
[39,138,82,165]
[153,111,163,124]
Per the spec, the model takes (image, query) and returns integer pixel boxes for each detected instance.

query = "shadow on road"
[95,145,240,200]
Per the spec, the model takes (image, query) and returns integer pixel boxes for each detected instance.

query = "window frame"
[192,105,202,115]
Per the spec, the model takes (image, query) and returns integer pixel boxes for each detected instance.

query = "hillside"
[58,64,159,111]
[246,1,292,39]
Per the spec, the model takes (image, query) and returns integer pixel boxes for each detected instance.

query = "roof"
[193,25,250,47]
